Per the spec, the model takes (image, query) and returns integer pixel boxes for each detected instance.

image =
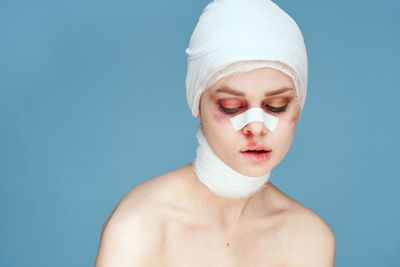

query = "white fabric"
[193,127,270,198]
[185,0,308,118]
[230,107,279,131]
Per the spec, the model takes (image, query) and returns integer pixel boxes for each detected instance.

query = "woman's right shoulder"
[102,163,191,232]
[95,164,190,266]
[115,163,192,215]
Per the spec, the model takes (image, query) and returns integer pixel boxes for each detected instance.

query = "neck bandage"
[193,127,270,198]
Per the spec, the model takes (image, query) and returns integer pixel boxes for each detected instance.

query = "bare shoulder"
[267,184,336,267]
[95,165,189,267]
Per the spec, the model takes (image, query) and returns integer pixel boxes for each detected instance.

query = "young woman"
[95,1,336,266]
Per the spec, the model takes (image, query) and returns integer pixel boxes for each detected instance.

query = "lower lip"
[240,151,272,162]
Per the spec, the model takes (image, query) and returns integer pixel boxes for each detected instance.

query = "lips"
[240,144,272,162]
[240,144,271,153]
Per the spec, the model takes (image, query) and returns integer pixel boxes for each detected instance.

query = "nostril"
[243,130,252,135]
[242,122,268,136]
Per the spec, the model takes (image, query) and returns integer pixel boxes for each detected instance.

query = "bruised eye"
[218,99,246,115]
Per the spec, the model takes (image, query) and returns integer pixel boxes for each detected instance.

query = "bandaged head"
[188,0,308,198]
[185,0,308,118]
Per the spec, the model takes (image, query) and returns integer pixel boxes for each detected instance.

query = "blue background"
[1,0,399,266]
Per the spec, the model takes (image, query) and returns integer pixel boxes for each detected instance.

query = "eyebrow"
[265,87,294,97]
[215,86,294,97]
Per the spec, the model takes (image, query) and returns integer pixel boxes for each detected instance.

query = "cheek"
[289,113,299,126]
[290,102,301,124]
[288,105,300,126]
[211,111,234,131]
[202,103,232,128]
[212,111,228,123]
[282,115,298,137]
[275,112,298,139]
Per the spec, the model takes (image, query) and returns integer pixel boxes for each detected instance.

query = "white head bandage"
[230,107,279,131]
[185,0,308,118]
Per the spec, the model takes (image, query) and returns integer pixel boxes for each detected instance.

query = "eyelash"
[219,105,243,115]
[218,104,287,115]
[265,104,287,113]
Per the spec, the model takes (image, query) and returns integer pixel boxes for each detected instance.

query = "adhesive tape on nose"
[230,107,279,132]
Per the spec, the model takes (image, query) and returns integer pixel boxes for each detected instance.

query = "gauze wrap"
[194,127,270,198]
[185,0,308,118]
[188,0,308,198]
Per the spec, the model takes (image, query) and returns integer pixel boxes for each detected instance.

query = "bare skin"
[95,68,336,266]
[95,164,335,267]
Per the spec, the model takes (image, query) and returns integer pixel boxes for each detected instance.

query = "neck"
[188,162,267,228]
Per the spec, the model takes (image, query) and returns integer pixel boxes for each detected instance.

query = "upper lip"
[240,144,272,152]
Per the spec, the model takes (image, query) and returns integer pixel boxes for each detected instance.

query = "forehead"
[208,67,296,96]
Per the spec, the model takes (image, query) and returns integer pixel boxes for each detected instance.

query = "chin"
[234,164,271,177]
[223,155,272,177]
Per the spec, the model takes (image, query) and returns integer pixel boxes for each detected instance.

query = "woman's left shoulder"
[288,203,336,266]
[289,202,336,247]
[266,183,336,266]
[288,201,336,265]
[267,183,335,240]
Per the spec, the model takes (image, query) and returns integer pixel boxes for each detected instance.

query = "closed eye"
[265,104,287,113]
[218,105,244,115]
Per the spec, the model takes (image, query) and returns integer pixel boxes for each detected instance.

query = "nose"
[242,121,268,136]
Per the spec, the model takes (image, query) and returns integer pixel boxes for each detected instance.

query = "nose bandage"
[230,108,279,131]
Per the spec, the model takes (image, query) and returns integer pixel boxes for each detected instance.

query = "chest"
[160,221,290,267]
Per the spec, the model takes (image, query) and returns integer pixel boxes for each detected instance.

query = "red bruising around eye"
[289,104,301,125]
[212,110,227,123]
[210,94,246,123]
[290,113,299,125]
[210,94,232,123]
